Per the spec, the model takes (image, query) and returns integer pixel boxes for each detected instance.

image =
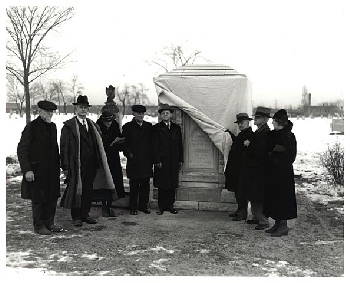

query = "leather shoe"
[82,216,97,224]
[47,225,65,232]
[246,219,259,224]
[73,219,83,227]
[130,210,138,215]
[156,209,163,215]
[232,215,247,221]
[35,227,52,235]
[142,209,151,214]
[255,224,269,230]
[169,208,178,214]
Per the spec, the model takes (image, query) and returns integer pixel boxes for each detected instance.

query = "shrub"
[319,141,344,186]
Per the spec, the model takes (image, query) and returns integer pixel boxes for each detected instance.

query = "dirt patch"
[5,161,344,276]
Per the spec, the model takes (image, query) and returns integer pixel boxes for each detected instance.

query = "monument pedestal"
[152,108,236,211]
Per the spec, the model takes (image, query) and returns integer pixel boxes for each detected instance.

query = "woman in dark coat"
[264,109,297,237]
[95,110,126,217]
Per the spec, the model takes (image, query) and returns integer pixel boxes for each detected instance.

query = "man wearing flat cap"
[17,100,64,235]
[60,95,116,227]
[242,106,271,230]
[153,104,184,215]
[122,104,154,215]
[95,110,126,217]
[225,113,254,221]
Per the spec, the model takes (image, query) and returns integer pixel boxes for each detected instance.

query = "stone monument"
[101,85,119,117]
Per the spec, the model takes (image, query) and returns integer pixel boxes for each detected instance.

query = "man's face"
[254,116,266,127]
[160,110,172,122]
[39,109,53,123]
[133,111,145,123]
[238,120,250,131]
[76,105,89,118]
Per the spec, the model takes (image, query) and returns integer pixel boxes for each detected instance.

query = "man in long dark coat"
[153,104,184,215]
[60,95,115,227]
[243,106,271,230]
[95,110,126,217]
[122,104,154,215]
[17,100,63,235]
[224,113,253,221]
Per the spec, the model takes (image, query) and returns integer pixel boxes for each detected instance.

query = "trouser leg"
[235,191,248,217]
[157,188,166,210]
[129,179,139,211]
[43,199,58,228]
[138,178,150,210]
[81,165,97,218]
[167,189,176,209]
[32,201,44,230]
[110,164,125,198]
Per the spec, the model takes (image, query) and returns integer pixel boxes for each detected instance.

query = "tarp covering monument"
[152,65,253,210]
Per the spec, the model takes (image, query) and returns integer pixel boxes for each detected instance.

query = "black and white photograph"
[3,0,347,277]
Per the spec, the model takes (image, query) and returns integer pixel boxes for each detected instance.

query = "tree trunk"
[24,72,31,124]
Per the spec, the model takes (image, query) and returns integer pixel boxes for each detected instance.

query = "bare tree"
[148,41,210,73]
[7,74,25,116]
[115,83,130,116]
[29,81,47,106]
[69,74,84,104]
[301,85,309,107]
[6,6,75,124]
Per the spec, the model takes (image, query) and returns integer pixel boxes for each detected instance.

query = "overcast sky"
[4,0,349,108]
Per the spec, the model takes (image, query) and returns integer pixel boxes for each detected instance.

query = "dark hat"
[273,109,288,121]
[101,110,114,121]
[73,95,91,107]
[158,104,174,114]
[107,85,115,90]
[37,100,57,111]
[234,113,253,123]
[131,104,147,113]
[253,106,271,118]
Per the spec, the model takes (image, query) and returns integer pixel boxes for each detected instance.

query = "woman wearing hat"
[95,110,126,217]
[263,109,297,237]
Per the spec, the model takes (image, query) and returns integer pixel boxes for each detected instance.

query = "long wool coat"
[122,119,154,179]
[60,117,115,208]
[242,123,271,203]
[263,120,297,220]
[224,127,253,192]
[153,121,184,190]
[17,116,61,202]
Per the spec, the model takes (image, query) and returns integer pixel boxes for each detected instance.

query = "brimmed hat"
[101,110,114,121]
[131,104,146,113]
[73,95,91,107]
[37,100,57,111]
[253,106,271,118]
[234,113,253,123]
[158,104,174,114]
[272,109,288,121]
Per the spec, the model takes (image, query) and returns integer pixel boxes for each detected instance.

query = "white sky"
[3,0,349,107]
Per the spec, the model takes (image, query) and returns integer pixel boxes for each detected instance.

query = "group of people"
[17,96,296,238]
[17,95,183,235]
[224,106,297,237]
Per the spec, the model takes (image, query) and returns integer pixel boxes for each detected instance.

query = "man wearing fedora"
[153,104,184,215]
[60,95,115,227]
[122,104,154,215]
[224,113,254,221]
[242,106,271,230]
[17,100,63,235]
[95,110,126,217]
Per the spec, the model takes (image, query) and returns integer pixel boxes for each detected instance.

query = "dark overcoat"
[122,118,154,179]
[242,123,270,203]
[17,116,61,202]
[224,127,253,192]
[264,120,297,220]
[153,121,184,190]
[96,118,123,168]
[60,117,115,208]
